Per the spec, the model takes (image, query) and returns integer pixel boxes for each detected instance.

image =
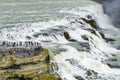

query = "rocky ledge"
[0,48,61,80]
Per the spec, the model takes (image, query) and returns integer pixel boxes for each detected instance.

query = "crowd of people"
[0,41,43,59]
[0,46,43,58]
[0,41,41,47]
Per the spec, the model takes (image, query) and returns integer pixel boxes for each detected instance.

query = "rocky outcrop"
[0,48,61,80]
[63,32,76,42]
[99,32,115,42]
[81,18,99,29]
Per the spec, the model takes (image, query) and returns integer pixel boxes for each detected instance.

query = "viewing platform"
[0,41,42,59]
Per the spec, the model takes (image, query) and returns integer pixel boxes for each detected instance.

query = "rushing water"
[0,0,95,29]
[0,0,120,80]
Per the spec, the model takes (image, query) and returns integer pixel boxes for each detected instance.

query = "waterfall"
[0,0,120,80]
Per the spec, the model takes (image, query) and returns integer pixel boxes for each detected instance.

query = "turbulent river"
[0,0,120,80]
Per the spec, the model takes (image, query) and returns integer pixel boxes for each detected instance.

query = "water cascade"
[0,0,120,80]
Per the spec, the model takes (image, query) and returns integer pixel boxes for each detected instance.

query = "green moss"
[40,73,61,80]
[10,72,17,77]
[32,76,40,80]
[0,48,62,80]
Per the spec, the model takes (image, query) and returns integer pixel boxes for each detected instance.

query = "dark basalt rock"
[85,29,115,42]
[74,76,84,80]
[63,32,77,42]
[64,32,70,40]
[86,70,98,76]
[69,39,77,42]
[99,32,115,42]
[43,33,49,36]
[90,30,97,35]
[105,38,115,42]
[107,64,120,68]
[86,70,92,76]
[85,28,97,35]
[81,18,99,29]
[99,32,105,39]
[26,36,31,39]
[85,70,98,80]
[81,35,89,41]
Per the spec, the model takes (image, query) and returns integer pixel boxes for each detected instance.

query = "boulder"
[81,18,99,29]
[64,32,70,40]
[81,35,89,41]
[63,32,76,42]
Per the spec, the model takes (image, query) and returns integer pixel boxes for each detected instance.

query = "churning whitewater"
[0,1,120,80]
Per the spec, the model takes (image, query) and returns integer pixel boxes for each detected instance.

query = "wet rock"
[69,39,77,42]
[26,36,32,39]
[63,32,76,42]
[85,70,98,80]
[107,64,120,68]
[64,32,70,40]
[81,18,99,29]
[43,33,49,36]
[90,30,97,35]
[74,76,84,80]
[86,70,98,76]
[105,38,115,42]
[85,28,97,36]
[99,32,105,39]
[81,35,89,41]
[99,32,115,42]
[86,70,92,76]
